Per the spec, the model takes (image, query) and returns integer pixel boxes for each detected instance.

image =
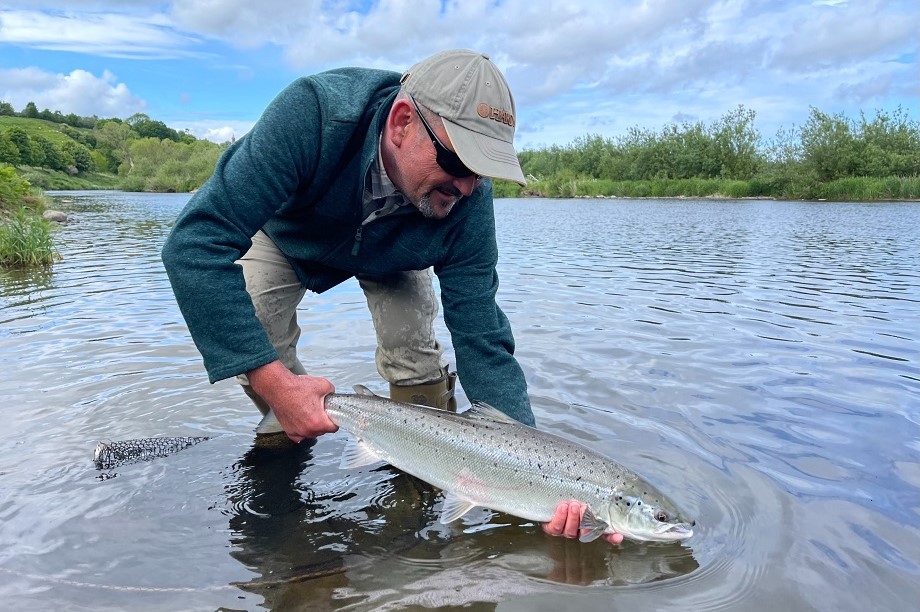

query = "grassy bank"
[19,166,119,191]
[0,165,55,268]
[493,175,920,200]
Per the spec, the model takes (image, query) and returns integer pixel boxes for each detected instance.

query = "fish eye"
[655,511,669,522]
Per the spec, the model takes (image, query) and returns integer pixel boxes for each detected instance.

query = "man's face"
[399,106,481,220]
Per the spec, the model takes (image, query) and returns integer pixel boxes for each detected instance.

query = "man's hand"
[542,500,624,545]
[247,361,338,442]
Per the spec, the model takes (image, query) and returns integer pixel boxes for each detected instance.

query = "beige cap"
[401,49,526,186]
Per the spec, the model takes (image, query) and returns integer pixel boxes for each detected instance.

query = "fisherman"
[161,49,622,544]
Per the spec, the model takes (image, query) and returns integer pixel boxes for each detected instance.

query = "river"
[1,192,918,611]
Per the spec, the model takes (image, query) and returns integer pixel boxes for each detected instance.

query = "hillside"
[0,116,92,147]
[1,111,224,192]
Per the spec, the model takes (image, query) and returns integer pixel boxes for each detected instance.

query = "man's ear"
[386,99,414,148]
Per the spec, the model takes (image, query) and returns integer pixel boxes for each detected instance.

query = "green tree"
[854,107,920,177]
[6,128,33,165]
[62,140,94,173]
[94,121,137,173]
[21,102,39,119]
[800,108,857,181]
[28,134,49,168]
[711,105,761,179]
[0,101,14,116]
[36,137,66,171]
[0,133,21,165]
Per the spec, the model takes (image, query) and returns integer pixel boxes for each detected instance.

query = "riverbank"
[494,175,920,201]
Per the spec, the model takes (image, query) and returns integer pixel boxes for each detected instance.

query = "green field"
[0,116,91,147]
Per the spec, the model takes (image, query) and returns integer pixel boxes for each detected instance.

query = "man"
[162,49,621,544]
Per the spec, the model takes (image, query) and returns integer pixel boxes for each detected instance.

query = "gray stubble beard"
[415,194,457,219]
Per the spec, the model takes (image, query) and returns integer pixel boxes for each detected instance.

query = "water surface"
[1,193,918,610]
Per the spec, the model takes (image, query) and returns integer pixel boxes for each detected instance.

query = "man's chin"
[416,194,457,219]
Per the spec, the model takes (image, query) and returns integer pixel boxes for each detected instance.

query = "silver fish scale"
[325,394,647,524]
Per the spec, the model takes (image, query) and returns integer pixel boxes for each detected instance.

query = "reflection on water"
[223,439,700,610]
[0,193,918,611]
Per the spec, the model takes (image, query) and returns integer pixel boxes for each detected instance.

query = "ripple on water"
[3,196,920,610]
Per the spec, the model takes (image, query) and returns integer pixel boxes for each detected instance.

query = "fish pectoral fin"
[339,438,384,469]
[439,493,478,524]
[352,384,378,397]
[464,402,519,424]
[255,410,284,435]
[578,507,610,543]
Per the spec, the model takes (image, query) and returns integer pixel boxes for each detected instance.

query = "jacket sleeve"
[161,80,322,382]
[435,184,534,425]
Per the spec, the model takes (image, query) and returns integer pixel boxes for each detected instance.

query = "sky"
[0,0,918,150]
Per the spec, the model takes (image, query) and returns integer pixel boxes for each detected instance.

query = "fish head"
[604,484,695,542]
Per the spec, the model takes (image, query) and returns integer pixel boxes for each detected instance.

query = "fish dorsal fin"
[353,384,378,397]
[439,492,478,524]
[578,506,610,543]
[463,401,518,424]
[340,437,384,469]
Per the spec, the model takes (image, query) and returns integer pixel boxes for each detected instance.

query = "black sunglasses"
[410,97,480,179]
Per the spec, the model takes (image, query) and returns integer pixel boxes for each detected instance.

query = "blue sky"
[1,1,918,149]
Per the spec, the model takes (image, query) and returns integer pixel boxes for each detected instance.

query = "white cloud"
[0,8,204,59]
[0,67,146,117]
[169,119,255,144]
[0,0,916,147]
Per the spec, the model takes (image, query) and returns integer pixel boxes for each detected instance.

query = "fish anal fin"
[439,493,478,524]
[340,438,383,469]
[464,402,518,424]
[578,506,610,543]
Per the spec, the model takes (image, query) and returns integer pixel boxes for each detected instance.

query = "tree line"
[0,100,225,192]
[502,105,920,200]
[3,97,919,200]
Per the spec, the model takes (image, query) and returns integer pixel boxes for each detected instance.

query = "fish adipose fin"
[340,438,384,469]
[578,507,610,542]
[464,402,519,424]
[439,493,478,524]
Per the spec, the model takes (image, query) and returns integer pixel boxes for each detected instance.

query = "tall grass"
[496,175,920,200]
[0,207,56,267]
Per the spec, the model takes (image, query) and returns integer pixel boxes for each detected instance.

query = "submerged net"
[93,436,210,469]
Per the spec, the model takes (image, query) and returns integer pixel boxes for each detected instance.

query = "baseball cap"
[401,49,526,186]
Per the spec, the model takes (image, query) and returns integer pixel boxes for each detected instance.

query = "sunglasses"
[410,97,480,179]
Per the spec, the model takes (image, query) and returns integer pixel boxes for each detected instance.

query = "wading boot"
[389,368,458,411]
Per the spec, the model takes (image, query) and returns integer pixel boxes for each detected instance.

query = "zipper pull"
[351,226,363,256]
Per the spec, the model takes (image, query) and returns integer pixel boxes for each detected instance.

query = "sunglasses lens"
[436,149,475,178]
[412,97,478,179]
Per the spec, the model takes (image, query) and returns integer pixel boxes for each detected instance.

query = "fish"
[257,387,694,543]
[93,436,209,469]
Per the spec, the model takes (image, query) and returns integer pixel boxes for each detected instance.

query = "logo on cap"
[477,103,515,127]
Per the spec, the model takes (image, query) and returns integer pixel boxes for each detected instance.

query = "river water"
[1,192,918,611]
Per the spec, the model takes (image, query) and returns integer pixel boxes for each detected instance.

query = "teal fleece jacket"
[161,68,534,425]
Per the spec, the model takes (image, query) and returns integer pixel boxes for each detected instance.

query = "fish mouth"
[652,523,694,541]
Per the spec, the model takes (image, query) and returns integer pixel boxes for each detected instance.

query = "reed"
[0,206,56,268]
[496,175,920,201]
[816,176,920,201]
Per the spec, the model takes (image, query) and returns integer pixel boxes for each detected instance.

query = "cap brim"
[443,119,526,186]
